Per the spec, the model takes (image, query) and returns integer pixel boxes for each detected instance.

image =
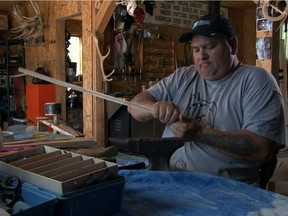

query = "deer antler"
[10,0,43,40]
[262,0,288,31]
[87,30,115,82]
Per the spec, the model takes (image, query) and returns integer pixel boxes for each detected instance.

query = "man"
[128,14,286,187]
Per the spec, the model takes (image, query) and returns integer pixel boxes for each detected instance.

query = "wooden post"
[91,1,116,146]
[208,1,220,15]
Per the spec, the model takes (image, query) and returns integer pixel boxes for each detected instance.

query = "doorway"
[55,14,83,132]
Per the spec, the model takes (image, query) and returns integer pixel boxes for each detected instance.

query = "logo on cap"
[192,20,210,30]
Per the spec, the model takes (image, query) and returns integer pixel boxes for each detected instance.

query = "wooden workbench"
[0,137,98,156]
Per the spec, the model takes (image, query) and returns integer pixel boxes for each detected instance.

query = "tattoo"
[197,132,259,156]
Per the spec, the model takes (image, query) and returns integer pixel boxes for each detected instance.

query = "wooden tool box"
[0,146,118,194]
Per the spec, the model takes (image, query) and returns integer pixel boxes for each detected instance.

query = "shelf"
[0,63,24,69]
[72,81,83,87]
[0,39,25,119]
[24,40,56,48]
[0,39,24,46]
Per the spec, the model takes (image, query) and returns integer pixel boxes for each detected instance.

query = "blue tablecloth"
[115,170,288,216]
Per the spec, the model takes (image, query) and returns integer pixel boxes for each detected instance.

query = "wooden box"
[0,146,118,194]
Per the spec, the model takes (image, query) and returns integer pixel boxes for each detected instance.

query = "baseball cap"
[179,14,236,43]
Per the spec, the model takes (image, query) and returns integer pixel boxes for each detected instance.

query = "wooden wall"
[226,7,256,65]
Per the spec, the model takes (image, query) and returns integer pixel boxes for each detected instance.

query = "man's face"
[191,35,237,81]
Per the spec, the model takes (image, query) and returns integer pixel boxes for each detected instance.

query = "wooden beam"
[94,1,116,34]
[82,1,93,139]
[92,1,116,146]
[55,19,67,121]
[209,1,220,14]
[92,1,105,147]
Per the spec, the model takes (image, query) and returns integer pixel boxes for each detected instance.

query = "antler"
[88,30,115,82]
[262,0,288,30]
[10,0,43,40]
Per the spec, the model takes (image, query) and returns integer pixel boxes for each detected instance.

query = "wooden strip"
[61,166,117,191]
[19,153,72,170]
[39,119,76,137]
[94,1,116,34]
[9,150,61,167]
[31,155,83,174]
[0,146,46,164]
[42,158,94,178]
[52,161,107,181]
[3,137,95,148]
[18,67,153,114]
[3,136,70,145]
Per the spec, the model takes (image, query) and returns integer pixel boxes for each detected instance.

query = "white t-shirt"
[147,64,286,185]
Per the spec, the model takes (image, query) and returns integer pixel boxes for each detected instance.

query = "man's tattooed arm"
[197,130,259,157]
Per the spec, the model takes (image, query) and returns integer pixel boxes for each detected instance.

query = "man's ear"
[229,36,238,55]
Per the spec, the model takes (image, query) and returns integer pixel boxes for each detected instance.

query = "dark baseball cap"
[179,14,236,43]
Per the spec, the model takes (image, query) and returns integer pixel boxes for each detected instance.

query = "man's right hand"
[152,101,180,124]
[128,91,181,124]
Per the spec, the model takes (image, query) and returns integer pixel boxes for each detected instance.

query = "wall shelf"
[24,40,56,48]
[0,39,25,122]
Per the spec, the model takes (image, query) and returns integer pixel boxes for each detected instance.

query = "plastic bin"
[13,182,57,216]
[0,174,57,216]
[53,176,125,216]
[0,146,125,216]
[0,174,124,216]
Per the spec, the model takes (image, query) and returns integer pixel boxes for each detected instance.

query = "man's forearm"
[128,92,156,122]
[194,126,278,164]
[197,129,259,157]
